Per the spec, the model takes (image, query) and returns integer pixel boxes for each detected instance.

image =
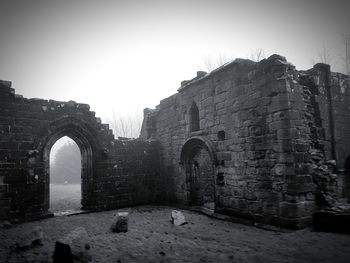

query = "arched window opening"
[217,130,225,141]
[189,102,200,132]
[49,136,81,213]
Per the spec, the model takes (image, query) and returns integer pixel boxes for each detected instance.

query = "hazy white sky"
[50,136,77,165]
[1,0,349,126]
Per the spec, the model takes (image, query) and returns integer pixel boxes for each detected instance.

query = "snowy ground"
[1,205,350,263]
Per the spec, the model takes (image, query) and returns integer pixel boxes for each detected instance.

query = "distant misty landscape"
[50,137,81,184]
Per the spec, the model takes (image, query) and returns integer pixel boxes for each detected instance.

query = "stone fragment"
[53,242,73,263]
[0,220,12,229]
[54,227,92,262]
[171,210,187,226]
[30,226,44,246]
[111,212,128,233]
[15,226,44,250]
[326,160,336,166]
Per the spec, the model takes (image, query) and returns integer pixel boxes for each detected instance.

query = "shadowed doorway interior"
[49,136,82,213]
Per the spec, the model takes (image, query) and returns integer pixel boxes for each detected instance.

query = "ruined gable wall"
[330,73,350,169]
[331,72,350,201]
[145,55,323,228]
[0,81,161,222]
[299,65,350,170]
[299,65,350,204]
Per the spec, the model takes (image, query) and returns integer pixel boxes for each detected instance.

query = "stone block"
[295,143,310,152]
[217,152,232,161]
[111,212,128,233]
[53,242,73,263]
[15,226,44,250]
[280,202,300,218]
[54,227,91,262]
[171,210,187,226]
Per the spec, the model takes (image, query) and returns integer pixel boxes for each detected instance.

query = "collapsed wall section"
[330,72,350,169]
[331,72,350,201]
[0,81,161,222]
[299,65,350,203]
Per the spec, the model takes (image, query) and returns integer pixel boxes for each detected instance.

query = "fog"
[1,0,349,128]
[48,136,81,212]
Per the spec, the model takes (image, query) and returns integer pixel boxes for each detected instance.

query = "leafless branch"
[318,43,333,65]
[200,54,234,73]
[108,112,142,138]
[249,48,266,62]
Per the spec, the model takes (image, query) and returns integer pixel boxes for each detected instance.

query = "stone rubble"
[13,226,44,250]
[111,212,129,233]
[171,210,187,226]
[53,227,92,263]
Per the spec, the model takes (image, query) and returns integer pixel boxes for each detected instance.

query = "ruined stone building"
[1,54,350,229]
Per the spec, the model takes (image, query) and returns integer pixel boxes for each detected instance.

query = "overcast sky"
[1,0,349,129]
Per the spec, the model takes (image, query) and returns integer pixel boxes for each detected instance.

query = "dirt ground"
[1,204,350,263]
[1,185,350,262]
[49,184,81,213]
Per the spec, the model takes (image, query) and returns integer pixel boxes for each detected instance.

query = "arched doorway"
[49,136,81,213]
[344,155,350,202]
[181,137,216,210]
[40,117,96,213]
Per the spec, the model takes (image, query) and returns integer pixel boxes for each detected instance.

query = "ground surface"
[1,185,350,262]
[49,184,81,212]
[1,205,350,263]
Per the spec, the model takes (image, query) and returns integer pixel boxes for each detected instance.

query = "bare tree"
[318,43,333,65]
[249,48,266,62]
[200,54,234,73]
[108,112,142,138]
[202,55,216,73]
[342,33,350,75]
[216,53,233,68]
[51,140,81,184]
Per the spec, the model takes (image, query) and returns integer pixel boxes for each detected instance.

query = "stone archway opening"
[49,136,82,213]
[345,156,350,172]
[181,138,216,211]
[344,155,350,202]
[42,119,95,214]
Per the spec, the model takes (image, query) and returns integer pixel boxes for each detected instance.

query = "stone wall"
[141,55,350,229]
[331,73,350,169]
[0,81,161,222]
[1,53,349,228]
[299,65,350,203]
[298,64,350,170]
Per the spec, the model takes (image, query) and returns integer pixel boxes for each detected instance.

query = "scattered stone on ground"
[0,221,12,229]
[111,212,128,233]
[54,227,92,262]
[13,226,44,250]
[171,210,187,226]
[53,241,73,263]
[2,206,350,263]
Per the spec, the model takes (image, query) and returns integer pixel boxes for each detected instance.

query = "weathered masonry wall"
[299,65,350,202]
[330,72,350,169]
[0,81,161,222]
[141,55,350,229]
[300,65,350,166]
[1,54,349,229]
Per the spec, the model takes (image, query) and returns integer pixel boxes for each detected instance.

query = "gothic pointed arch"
[180,136,217,165]
[37,116,100,212]
[189,101,200,132]
[180,137,217,208]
